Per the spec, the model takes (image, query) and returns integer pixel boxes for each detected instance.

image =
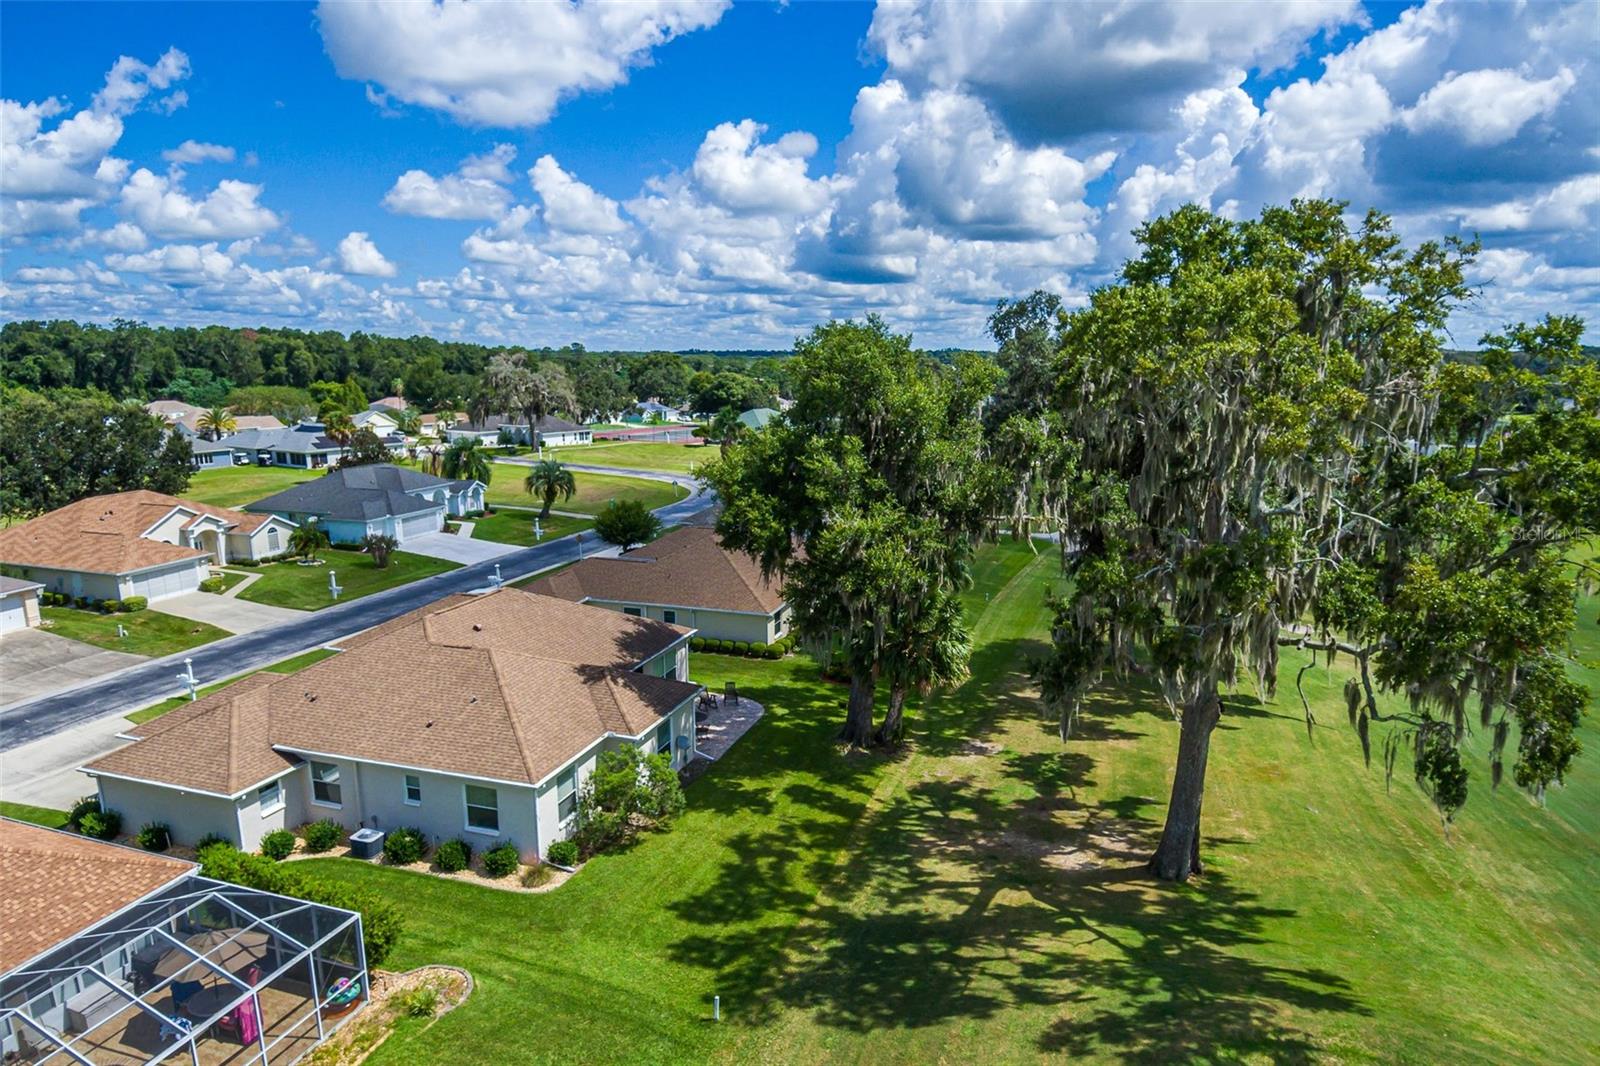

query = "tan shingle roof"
[88,590,700,792]
[526,526,784,615]
[0,819,193,969]
[0,490,268,574]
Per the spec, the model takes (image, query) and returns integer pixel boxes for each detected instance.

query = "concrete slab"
[156,591,307,633]
[0,629,145,705]
[0,709,135,808]
[403,530,522,564]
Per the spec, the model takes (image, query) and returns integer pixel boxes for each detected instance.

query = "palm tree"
[288,522,329,563]
[875,591,971,746]
[393,408,422,437]
[423,442,444,476]
[361,532,399,569]
[708,406,746,456]
[321,409,356,447]
[196,407,236,442]
[524,460,577,520]
[442,437,492,485]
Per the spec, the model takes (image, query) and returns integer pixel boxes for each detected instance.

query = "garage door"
[399,511,441,541]
[129,565,200,603]
[0,599,25,632]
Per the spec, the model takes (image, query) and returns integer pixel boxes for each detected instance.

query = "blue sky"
[2,1,1595,349]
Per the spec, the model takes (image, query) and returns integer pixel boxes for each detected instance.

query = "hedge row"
[39,592,147,612]
[689,634,796,660]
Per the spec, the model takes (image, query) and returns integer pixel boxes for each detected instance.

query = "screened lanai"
[1,876,366,1066]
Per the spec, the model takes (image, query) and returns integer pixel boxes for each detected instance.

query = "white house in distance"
[243,463,484,545]
[82,589,703,861]
[444,415,593,448]
[527,526,789,644]
[0,575,43,633]
[0,491,297,603]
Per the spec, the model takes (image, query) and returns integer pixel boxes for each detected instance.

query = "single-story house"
[625,400,692,424]
[0,818,366,1065]
[526,526,789,644]
[0,575,43,633]
[82,589,703,862]
[737,407,779,431]
[146,400,284,439]
[443,414,593,448]
[0,491,298,603]
[211,421,405,469]
[352,408,399,436]
[243,463,484,544]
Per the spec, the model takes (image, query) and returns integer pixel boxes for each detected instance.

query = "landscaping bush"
[260,829,296,860]
[198,577,225,593]
[301,819,343,853]
[762,645,782,659]
[100,599,121,613]
[382,826,428,865]
[690,636,706,652]
[574,747,684,857]
[734,641,751,656]
[232,558,261,568]
[481,842,520,878]
[711,639,729,654]
[195,832,231,852]
[395,986,438,1018]
[119,596,147,612]
[197,845,403,966]
[521,864,553,888]
[78,809,122,840]
[751,642,769,657]
[136,822,171,852]
[434,838,471,872]
[66,795,101,830]
[74,596,91,609]
[545,839,579,867]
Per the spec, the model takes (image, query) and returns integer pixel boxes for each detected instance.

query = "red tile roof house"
[81,589,703,862]
[0,491,298,605]
[526,526,790,645]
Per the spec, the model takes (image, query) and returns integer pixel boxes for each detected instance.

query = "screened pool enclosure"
[1,876,367,1065]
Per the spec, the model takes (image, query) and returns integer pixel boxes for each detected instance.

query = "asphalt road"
[0,468,710,751]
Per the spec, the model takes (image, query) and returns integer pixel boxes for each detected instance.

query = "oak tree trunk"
[840,669,877,748]
[875,685,907,746]
[1148,683,1222,882]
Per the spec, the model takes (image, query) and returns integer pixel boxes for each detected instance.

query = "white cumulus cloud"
[530,155,627,234]
[337,230,398,276]
[383,145,517,219]
[120,168,281,240]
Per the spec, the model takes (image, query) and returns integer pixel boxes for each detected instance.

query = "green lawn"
[206,570,250,594]
[235,551,459,611]
[298,539,1600,1064]
[483,469,687,515]
[0,801,70,828]
[40,606,230,658]
[126,647,340,725]
[545,440,713,474]
[182,464,320,508]
[468,510,591,547]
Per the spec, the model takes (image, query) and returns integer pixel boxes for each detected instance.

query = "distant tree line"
[0,319,794,419]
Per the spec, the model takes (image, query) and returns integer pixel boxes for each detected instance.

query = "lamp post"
[176,657,197,701]
[492,563,503,588]
[329,571,342,601]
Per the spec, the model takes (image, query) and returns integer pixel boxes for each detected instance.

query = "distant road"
[0,469,709,750]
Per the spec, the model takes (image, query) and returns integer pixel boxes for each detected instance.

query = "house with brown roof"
[0,575,43,633]
[81,588,703,861]
[526,526,790,644]
[0,491,297,604]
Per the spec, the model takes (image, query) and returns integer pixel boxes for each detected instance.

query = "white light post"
[533,518,543,542]
[493,563,503,588]
[329,571,342,601]
[176,657,198,701]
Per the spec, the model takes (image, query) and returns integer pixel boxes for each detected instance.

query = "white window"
[310,761,341,807]
[623,606,642,617]
[556,767,577,821]
[258,779,283,815]
[662,609,676,624]
[267,528,280,552]
[404,774,422,805]
[464,784,499,833]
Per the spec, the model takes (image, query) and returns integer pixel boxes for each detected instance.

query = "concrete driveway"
[403,530,522,564]
[0,629,145,705]
[157,591,307,633]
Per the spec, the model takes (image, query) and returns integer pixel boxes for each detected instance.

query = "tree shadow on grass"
[667,636,1369,1059]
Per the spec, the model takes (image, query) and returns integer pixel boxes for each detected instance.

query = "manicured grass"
[0,801,70,828]
[545,440,713,474]
[483,469,687,514]
[467,510,591,547]
[235,551,459,611]
[40,606,230,658]
[206,570,250,594]
[126,647,340,724]
[182,464,320,508]
[298,539,1600,1064]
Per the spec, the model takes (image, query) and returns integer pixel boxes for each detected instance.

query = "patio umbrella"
[152,928,271,977]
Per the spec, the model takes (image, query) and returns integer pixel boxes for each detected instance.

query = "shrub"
[481,843,519,878]
[395,986,438,1018]
[434,838,471,872]
[382,826,427,865]
[195,832,231,852]
[136,822,171,851]
[100,599,121,613]
[690,636,706,652]
[79,809,122,840]
[735,641,751,656]
[66,795,101,829]
[521,864,553,888]
[119,596,147,612]
[74,596,92,609]
[763,645,781,660]
[198,577,225,593]
[574,747,685,857]
[545,840,579,867]
[232,558,261,568]
[302,819,343,853]
[198,845,403,966]
[710,639,727,654]
[260,829,296,860]
[751,642,768,657]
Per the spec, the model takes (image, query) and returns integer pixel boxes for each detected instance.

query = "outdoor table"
[179,985,241,1021]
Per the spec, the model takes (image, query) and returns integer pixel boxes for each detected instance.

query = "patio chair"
[724,681,739,706]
